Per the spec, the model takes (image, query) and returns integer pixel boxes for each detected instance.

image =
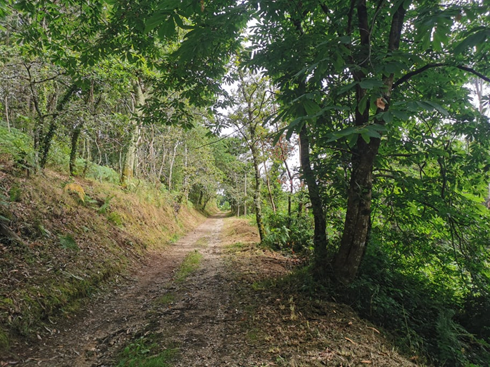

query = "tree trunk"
[69,122,82,176]
[121,80,145,184]
[244,173,247,216]
[39,84,77,168]
[333,136,380,283]
[333,1,406,284]
[261,143,277,213]
[299,123,328,266]
[168,140,179,191]
[4,95,10,132]
[250,140,265,242]
[278,137,294,218]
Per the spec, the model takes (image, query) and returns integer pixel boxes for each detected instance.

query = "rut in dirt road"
[10,214,236,366]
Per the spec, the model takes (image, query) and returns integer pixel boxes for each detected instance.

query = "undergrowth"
[262,212,313,255]
[116,337,178,367]
[345,241,490,367]
[264,245,490,366]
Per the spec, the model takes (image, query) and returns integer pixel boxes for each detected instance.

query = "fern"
[97,195,114,214]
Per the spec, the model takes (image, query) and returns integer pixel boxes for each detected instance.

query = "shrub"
[345,239,490,366]
[262,212,313,254]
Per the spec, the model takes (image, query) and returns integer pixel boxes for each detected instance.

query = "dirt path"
[9,214,231,366]
[6,215,417,367]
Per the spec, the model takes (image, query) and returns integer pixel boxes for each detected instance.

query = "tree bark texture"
[69,123,82,176]
[333,1,406,283]
[299,123,328,265]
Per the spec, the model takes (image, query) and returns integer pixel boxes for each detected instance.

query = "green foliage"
[0,125,35,169]
[107,211,124,226]
[116,337,178,367]
[86,164,120,184]
[8,185,21,202]
[0,327,8,351]
[262,212,313,255]
[58,233,79,251]
[97,195,114,214]
[345,241,490,366]
[0,192,9,222]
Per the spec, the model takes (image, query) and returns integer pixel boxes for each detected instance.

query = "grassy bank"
[0,158,206,351]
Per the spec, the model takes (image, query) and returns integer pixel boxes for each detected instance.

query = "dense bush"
[262,212,313,254]
[0,125,35,170]
[344,239,490,366]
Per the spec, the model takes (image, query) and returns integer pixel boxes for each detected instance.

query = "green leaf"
[358,94,369,114]
[454,30,490,55]
[172,13,185,28]
[144,12,167,33]
[422,101,449,116]
[338,82,358,94]
[382,111,393,123]
[347,133,358,147]
[384,61,405,74]
[391,110,409,120]
[360,132,370,143]
[338,35,352,44]
[158,17,176,38]
[359,79,384,89]
[302,99,321,116]
[326,126,358,143]
[59,234,79,251]
[157,0,182,10]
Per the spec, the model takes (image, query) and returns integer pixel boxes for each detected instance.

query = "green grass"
[168,233,180,244]
[227,242,245,250]
[174,251,203,282]
[116,337,178,367]
[194,237,208,248]
[156,293,175,306]
[108,211,124,226]
[0,327,9,351]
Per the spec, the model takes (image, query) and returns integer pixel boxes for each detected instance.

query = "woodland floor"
[2,214,417,367]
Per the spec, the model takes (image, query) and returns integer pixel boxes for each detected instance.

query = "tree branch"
[393,63,490,89]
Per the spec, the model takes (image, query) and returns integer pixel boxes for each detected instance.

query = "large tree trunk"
[299,123,328,266]
[333,1,406,284]
[333,136,380,282]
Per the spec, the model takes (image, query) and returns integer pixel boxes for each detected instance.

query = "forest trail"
[8,214,229,366]
[5,214,415,367]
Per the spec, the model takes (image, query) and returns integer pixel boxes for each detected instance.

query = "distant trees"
[0,3,229,212]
